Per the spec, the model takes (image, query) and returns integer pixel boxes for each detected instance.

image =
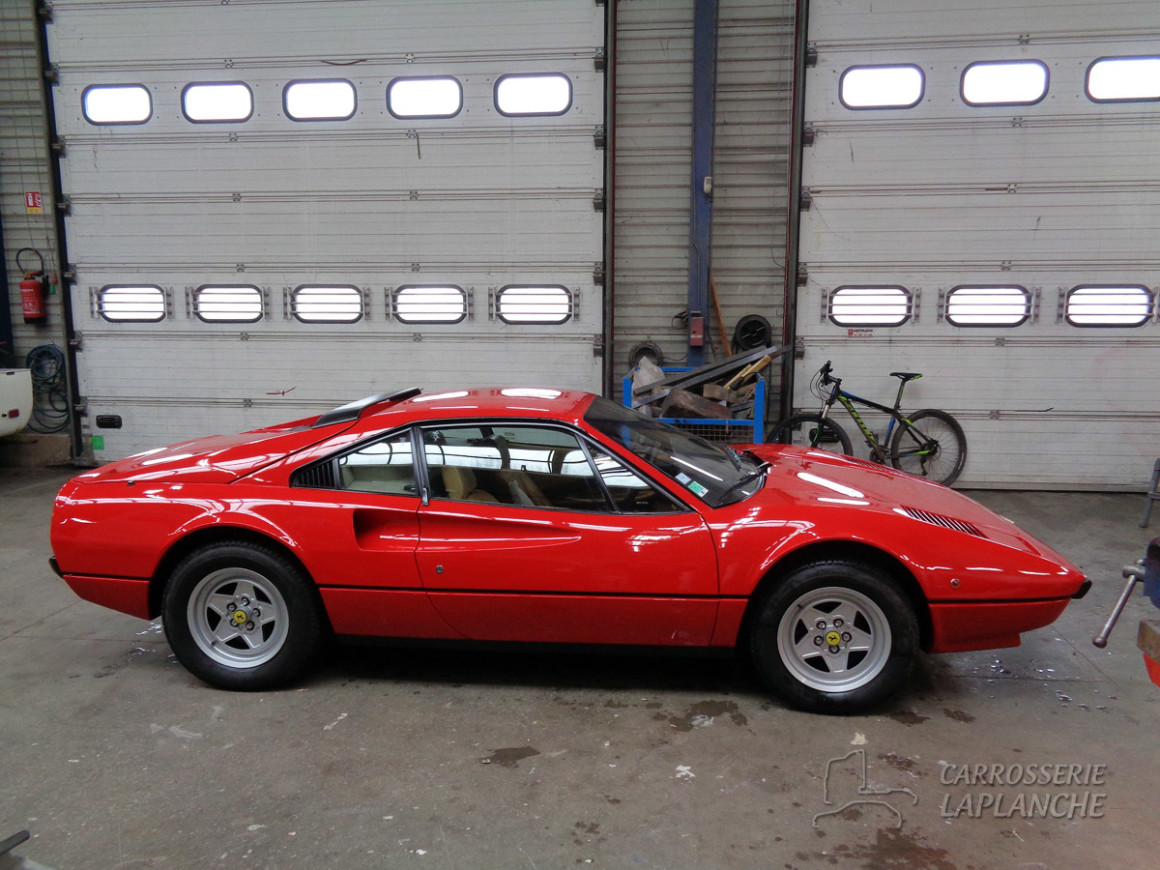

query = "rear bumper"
[59,571,152,620]
[928,597,1072,654]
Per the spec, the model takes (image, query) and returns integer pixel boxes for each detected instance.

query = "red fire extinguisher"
[16,248,47,326]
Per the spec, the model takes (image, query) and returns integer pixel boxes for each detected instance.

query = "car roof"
[356,387,598,429]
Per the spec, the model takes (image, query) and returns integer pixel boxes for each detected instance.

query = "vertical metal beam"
[686,0,718,367]
[601,0,617,396]
[0,214,14,367]
[36,4,84,461]
[779,0,811,421]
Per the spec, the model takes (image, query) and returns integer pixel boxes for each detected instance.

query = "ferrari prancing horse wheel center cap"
[232,609,248,626]
[825,630,842,646]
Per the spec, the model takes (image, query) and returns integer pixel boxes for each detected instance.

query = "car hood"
[747,445,1065,559]
[70,422,342,486]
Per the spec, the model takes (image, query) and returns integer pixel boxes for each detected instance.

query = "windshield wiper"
[720,466,767,504]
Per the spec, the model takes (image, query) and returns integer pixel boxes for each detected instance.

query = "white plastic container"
[0,368,33,437]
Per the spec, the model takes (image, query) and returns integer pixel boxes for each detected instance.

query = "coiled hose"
[24,345,70,434]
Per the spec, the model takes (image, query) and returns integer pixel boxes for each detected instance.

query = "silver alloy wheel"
[186,567,290,669]
[776,585,892,693]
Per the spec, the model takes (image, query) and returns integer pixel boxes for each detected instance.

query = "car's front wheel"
[162,541,324,690]
[749,561,918,714]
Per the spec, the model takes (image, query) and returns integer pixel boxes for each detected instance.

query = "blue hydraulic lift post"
[686,0,718,367]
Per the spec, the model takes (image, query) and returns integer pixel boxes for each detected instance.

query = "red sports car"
[50,387,1089,714]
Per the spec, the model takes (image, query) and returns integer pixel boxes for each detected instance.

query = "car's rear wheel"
[749,560,918,714]
[162,541,324,691]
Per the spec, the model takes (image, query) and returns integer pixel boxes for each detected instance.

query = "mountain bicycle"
[769,360,968,486]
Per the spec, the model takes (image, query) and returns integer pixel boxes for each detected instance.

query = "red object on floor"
[1144,654,1160,687]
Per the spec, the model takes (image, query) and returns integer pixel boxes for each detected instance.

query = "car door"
[279,429,461,639]
[414,421,721,645]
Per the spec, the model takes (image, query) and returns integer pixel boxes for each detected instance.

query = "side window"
[421,424,607,511]
[586,446,684,514]
[338,432,417,495]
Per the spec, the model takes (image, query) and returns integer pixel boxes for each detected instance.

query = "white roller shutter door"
[795,0,1160,488]
[46,0,605,460]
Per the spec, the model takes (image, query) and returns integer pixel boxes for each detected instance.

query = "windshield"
[583,396,765,508]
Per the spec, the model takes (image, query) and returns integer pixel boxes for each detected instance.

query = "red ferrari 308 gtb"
[50,387,1089,714]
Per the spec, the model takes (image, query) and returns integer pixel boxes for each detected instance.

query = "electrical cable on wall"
[24,344,69,434]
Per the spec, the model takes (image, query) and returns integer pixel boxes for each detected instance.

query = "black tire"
[732,314,772,353]
[768,413,853,455]
[889,409,967,486]
[748,561,919,714]
[162,541,325,691]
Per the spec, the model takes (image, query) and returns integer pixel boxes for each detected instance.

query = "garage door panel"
[49,0,603,67]
[54,70,603,139]
[79,332,602,458]
[796,0,1160,488]
[808,0,1152,44]
[64,200,601,266]
[807,124,1160,189]
[61,135,603,197]
[47,0,606,462]
[790,340,1160,415]
[958,416,1158,489]
[78,333,602,403]
[801,195,1160,263]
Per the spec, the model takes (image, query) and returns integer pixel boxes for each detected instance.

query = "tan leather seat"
[442,466,498,503]
[499,469,552,507]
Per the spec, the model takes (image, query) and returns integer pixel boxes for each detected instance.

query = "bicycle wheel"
[768,414,853,455]
[889,409,967,486]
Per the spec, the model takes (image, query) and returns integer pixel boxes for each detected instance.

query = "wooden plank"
[1137,619,1160,663]
[631,344,789,406]
[661,388,727,419]
[710,277,731,358]
[723,355,771,390]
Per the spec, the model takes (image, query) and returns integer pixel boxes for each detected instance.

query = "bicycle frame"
[778,360,966,485]
[819,378,915,458]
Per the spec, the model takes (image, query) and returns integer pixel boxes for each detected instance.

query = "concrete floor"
[1,468,1157,870]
